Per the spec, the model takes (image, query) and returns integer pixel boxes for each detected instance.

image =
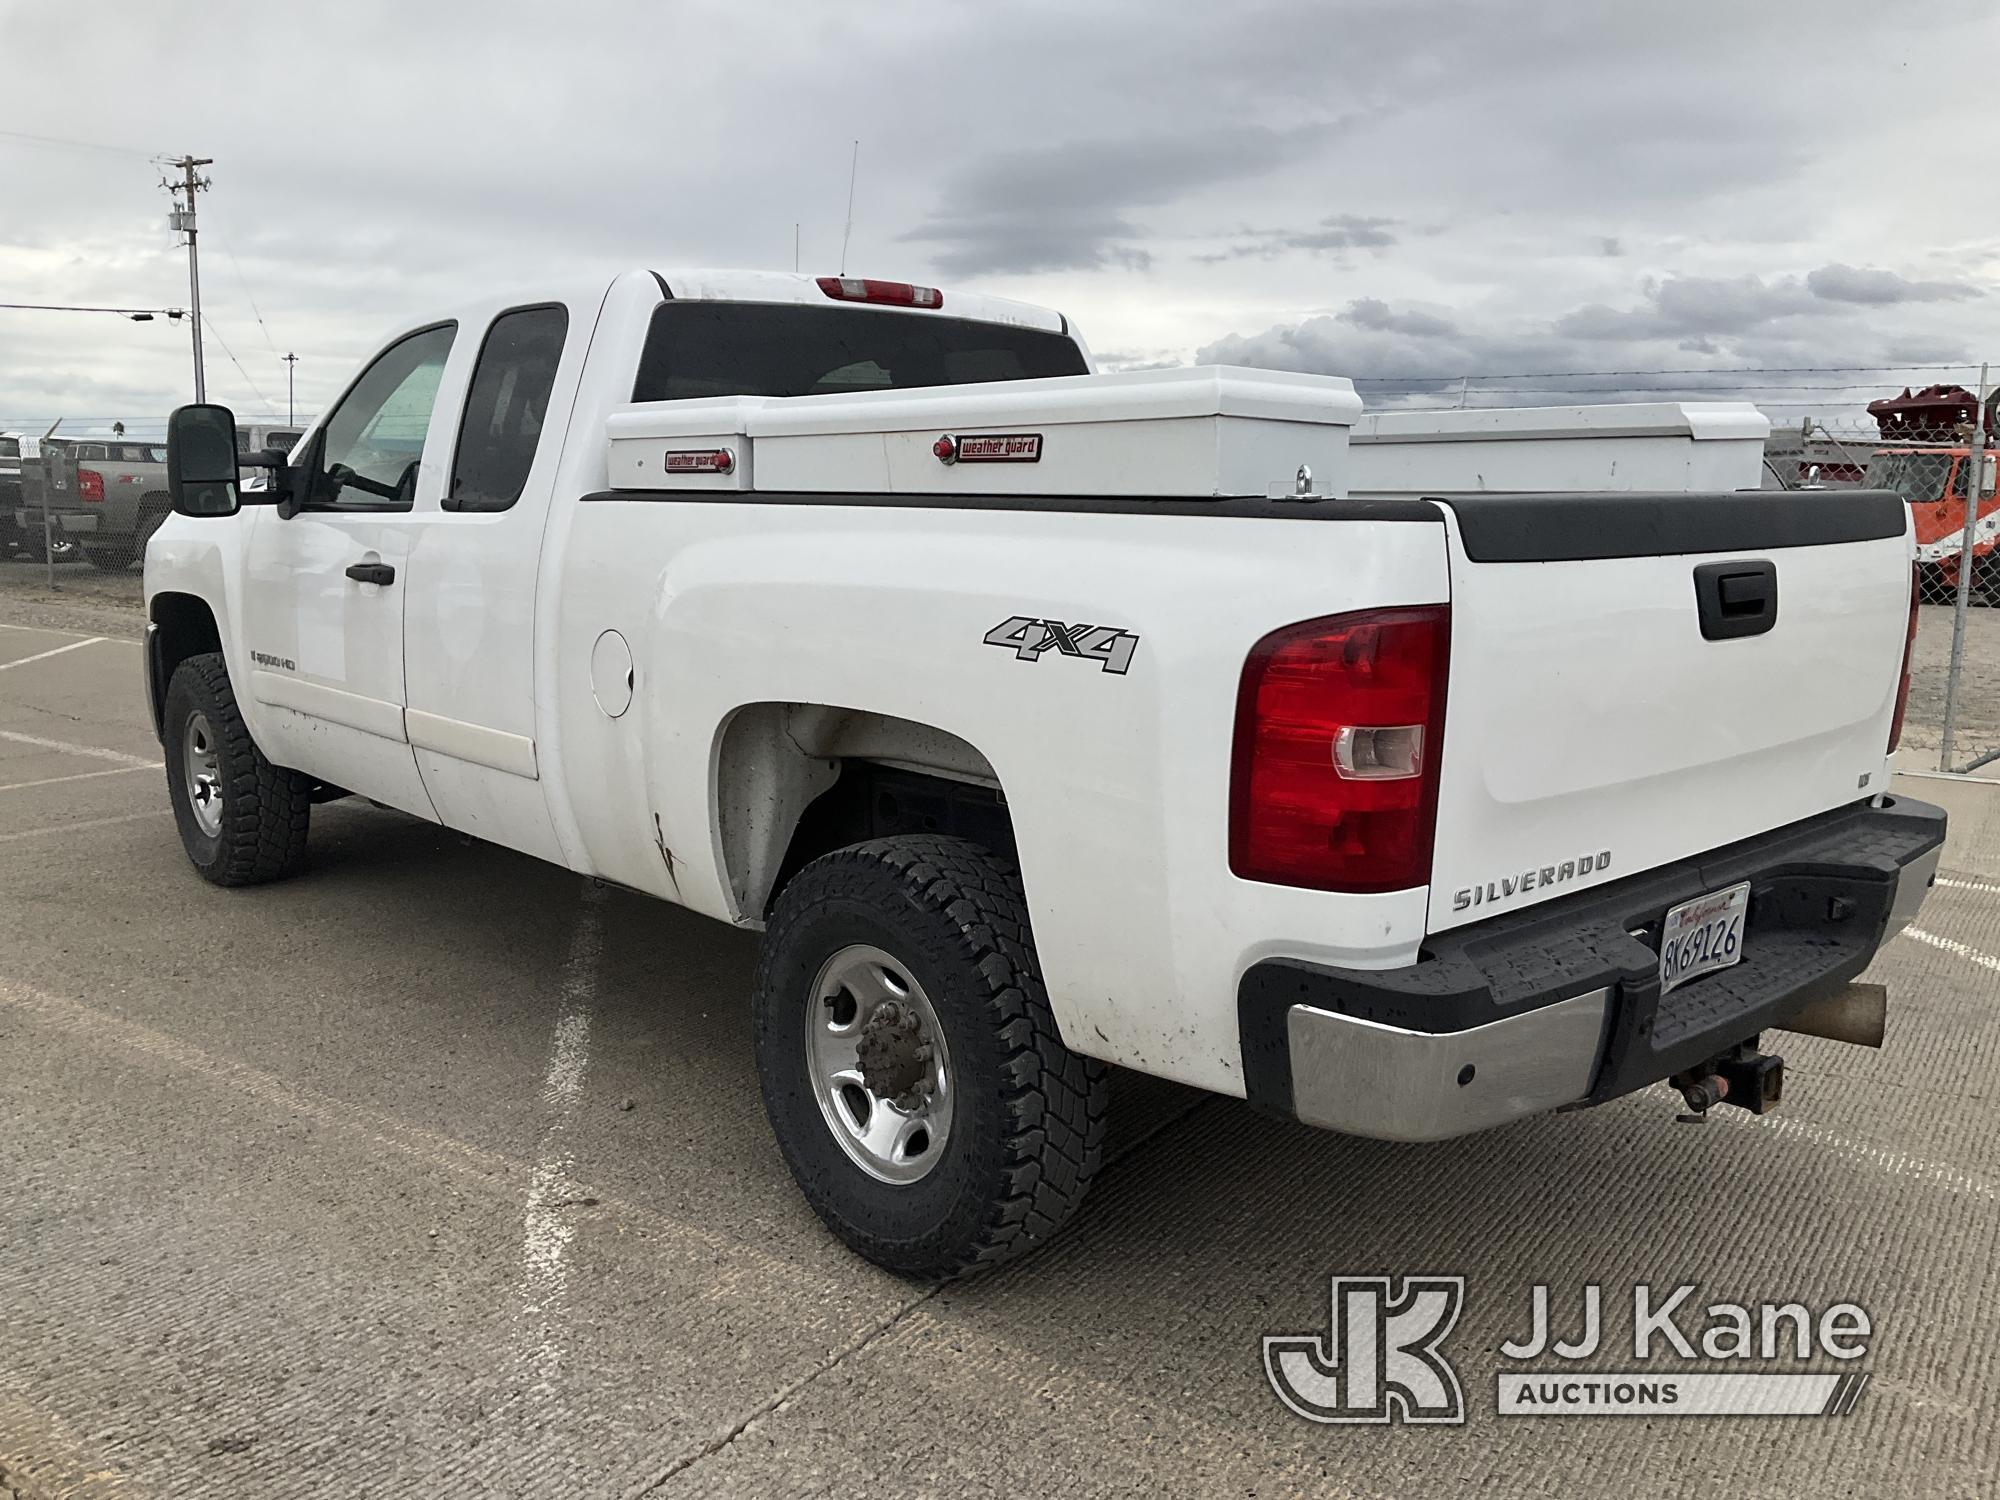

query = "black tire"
[134,504,169,564]
[755,835,1109,1279]
[83,541,132,571]
[162,652,312,885]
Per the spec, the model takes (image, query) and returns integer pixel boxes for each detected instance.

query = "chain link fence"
[1760,379,1998,776]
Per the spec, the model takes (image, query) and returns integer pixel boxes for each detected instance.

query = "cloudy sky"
[3,0,1995,435]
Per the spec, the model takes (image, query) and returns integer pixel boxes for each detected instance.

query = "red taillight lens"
[77,468,105,503]
[1230,606,1450,892]
[1888,562,1920,753]
[815,275,944,309]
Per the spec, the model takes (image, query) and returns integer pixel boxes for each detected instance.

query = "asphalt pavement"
[3,579,1999,1500]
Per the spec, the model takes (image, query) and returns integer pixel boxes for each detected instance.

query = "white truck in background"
[144,269,1942,1278]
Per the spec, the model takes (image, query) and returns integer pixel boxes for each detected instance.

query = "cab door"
[403,300,584,864]
[239,323,457,819]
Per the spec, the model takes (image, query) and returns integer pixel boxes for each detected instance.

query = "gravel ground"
[0,558,146,641]
[1907,602,2000,771]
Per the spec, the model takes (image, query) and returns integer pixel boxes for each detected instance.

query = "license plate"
[1659,882,1750,994]
[59,513,98,533]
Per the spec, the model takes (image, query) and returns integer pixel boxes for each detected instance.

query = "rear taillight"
[77,468,105,503]
[1888,562,1920,753]
[815,276,943,309]
[1230,606,1450,892]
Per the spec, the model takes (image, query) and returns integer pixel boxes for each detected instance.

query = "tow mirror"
[166,404,242,517]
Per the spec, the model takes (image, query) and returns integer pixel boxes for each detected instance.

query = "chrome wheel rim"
[182,710,223,837]
[806,944,954,1185]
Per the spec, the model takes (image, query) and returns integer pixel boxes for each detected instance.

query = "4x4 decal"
[983,615,1139,675]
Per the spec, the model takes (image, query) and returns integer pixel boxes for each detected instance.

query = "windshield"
[632,302,1086,402]
[1867,450,1958,504]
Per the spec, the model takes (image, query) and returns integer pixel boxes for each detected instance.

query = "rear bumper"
[1238,795,1946,1141]
[12,508,98,534]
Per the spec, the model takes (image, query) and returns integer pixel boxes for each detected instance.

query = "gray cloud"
[1339,298,1456,338]
[1197,214,1398,264]
[1806,263,1981,305]
[900,122,1342,277]
[1556,275,1822,341]
[1195,288,1978,419]
[2,0,1997,429]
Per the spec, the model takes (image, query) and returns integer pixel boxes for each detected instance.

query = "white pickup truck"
[145,269,1944,1278]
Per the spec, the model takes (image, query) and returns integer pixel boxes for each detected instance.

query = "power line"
[199,312,279,414]
[209,222,282,358]
[1,302,186,320]
[0,126,158,158]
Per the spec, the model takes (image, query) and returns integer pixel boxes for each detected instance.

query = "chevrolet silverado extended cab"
[144,269,1943,1278]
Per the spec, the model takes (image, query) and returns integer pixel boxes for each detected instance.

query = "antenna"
[794,222,800,274]
[838,140,859,275]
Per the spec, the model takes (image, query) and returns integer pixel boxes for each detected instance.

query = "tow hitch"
[1671,1041,1784,1122]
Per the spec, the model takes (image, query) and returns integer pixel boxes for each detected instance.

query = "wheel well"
[712,704,1015,920]
[768,761,1016,915]
[147,592,222,739]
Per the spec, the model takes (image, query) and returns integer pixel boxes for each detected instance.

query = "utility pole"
[282,352,298,424]
[163,155,212,401]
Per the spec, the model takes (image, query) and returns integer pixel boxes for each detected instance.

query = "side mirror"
[166,404,242,516]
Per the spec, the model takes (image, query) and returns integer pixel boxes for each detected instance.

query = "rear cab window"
[631,302,1086,403]
[448,304,569,513]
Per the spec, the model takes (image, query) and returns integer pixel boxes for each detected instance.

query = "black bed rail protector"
[1439,488,1907,562]
[578,489,1445,522]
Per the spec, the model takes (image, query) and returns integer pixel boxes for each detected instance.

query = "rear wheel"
[162,652,312,885]
[83,541,132,571]
[754,835,1108,1279]
[134,505,169,564]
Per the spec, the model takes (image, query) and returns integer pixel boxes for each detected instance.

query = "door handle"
[344,561,396,586]
[1692,560,1777,640]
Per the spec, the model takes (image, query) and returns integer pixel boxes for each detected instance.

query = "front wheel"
[754,835,1108,1279]
[162,652,312,885]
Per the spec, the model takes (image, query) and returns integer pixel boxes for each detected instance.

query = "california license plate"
[1659,882,1751,994]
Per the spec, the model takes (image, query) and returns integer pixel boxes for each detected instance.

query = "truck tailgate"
[1427,490,1912,933]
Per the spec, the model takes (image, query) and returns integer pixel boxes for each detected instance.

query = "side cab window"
[446,304,569,513]
[306,323,456,510]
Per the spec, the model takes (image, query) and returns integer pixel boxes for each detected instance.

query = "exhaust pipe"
[1775,982,1887,1049]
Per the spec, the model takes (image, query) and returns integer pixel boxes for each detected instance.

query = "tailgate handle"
[1693,560,1777,640]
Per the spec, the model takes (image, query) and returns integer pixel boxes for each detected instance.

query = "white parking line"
[1935,875,2000,897]
[0,763,159,794]
[0,810,171,844]
[517,882,606,1398]
[0,637,104,672]
[0,728,156,768]
[1729,1110,1998,1203]
[0,620,138,644]
[1901,925,2000,977]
